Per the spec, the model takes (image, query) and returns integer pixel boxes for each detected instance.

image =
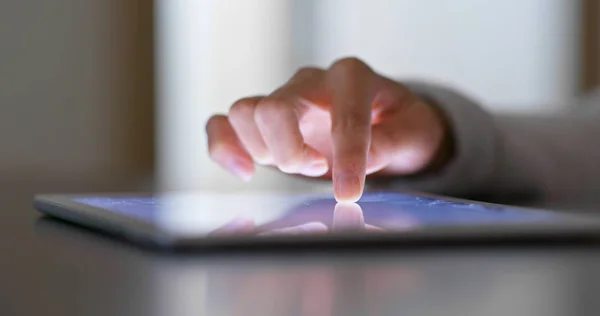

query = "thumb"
[367,105,445,176]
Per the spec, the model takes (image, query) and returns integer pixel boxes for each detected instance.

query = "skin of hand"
[206,57,452,202]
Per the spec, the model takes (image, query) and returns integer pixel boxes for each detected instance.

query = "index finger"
[326,58,377,202]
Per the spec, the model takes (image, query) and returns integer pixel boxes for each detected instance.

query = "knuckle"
[332,113,370,135]
[293,67,323,80]
[228,97,257,119]
[205,115,226,133]
[329,56,370,74]
[336,162,362,174]
[254,98,289,123]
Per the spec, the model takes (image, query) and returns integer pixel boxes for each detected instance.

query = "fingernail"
[230,159,253,182]
[236,171,253,182]
[254,154,273,166]
[301,160,329,177]
[216,216,256,235]
[334,173,362,202]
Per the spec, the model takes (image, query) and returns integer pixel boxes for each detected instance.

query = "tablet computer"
[33,191,600,249]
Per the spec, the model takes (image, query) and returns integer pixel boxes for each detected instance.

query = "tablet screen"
[69,192,565,238]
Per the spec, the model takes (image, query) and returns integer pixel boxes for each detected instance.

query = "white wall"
[156,0,322,192]
[306,0,581,112]
[156,0,581,191]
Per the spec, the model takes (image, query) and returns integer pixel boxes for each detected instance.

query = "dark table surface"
[3,174,600,316]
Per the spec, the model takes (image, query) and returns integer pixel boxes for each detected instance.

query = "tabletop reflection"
[33,217,595,316]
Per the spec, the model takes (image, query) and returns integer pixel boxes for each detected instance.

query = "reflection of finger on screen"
[332,202,364,232]
[208,216,256,236]
[364,224,385,232]
[258,222,329,236]
[381,217,418,230]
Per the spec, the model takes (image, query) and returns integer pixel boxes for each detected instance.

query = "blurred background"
[0,0,598,195]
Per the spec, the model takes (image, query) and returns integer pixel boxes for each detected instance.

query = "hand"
[206,57,452,202]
